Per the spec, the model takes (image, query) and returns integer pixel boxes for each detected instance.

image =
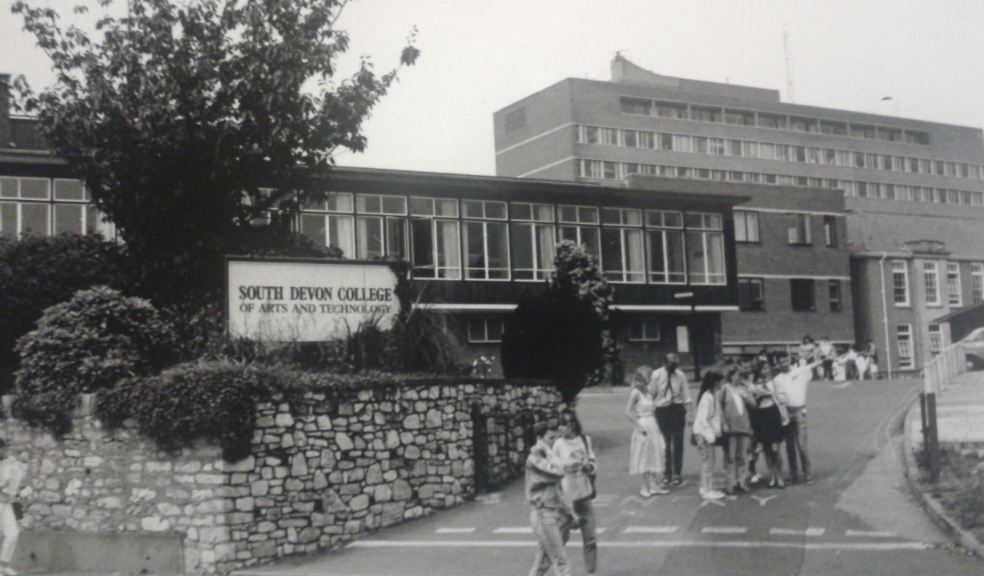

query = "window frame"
[737,278,766,312]
[628,315,662,342]
[510,202,555,282]
[684,212,726,286]
[923,261,941,307]
[644,210,687,285]
[787,214,813,246]
[971,263,984,304]
[823,215,838,247]
[734,210,760,244]
[897,324,914,369]
[946,262,962,307]
[828,280,842,312]
[892,260,911,307]
[467,316,505,344]
[790,278,816,312]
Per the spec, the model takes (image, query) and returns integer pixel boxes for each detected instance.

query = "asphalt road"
[237,378,984,576]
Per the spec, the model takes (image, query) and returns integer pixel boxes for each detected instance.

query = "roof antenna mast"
[783,28,796,103]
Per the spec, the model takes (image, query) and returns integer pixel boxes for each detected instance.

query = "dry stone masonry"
[1,379,559,573]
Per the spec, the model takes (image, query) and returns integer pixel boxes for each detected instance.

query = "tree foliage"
[501,241,616,402]
[11,0,418,302]
[0,233,128,392]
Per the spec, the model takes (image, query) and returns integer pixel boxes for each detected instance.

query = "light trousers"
[0,503,19,564]
[697,437,717,494]
[570,499,597,574]
[529,507,572,576]
[723,433,750,489]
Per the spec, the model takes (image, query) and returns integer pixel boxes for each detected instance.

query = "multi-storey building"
[1,74,749,375]
[493,55,984,372]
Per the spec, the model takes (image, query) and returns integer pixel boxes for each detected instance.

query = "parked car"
[960,327,984,370]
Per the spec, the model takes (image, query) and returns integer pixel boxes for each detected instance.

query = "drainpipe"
[878,253,893,379]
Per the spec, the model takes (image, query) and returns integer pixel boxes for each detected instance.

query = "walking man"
[526,422,573,576]
[652,353,692,487]
[0,441,25,576]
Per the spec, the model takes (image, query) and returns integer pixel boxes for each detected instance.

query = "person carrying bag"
[553,408,599,574]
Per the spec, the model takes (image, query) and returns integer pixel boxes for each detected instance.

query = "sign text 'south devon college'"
[226,258,400,342]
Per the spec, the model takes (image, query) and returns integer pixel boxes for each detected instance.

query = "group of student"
[626,352,815,501]
[796,335,880,382]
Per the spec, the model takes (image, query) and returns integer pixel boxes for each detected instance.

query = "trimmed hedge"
[95,360,548,461]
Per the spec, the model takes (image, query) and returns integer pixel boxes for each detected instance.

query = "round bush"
[14,285,174,434]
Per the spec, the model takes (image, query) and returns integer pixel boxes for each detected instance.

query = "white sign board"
[226,258,401,342]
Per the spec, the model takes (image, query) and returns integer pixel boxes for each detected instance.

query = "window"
[972,263,984,303]
[723,109,754,126]
[600,208,644,283]
[685,212,725,285]
[828,280,842,312]
[790,117,816,132]
[558,205,601,259]
[511,202,555,281]
[410,196,460,279]
[945,262,962,307]
[654,101,687,119]
[691,106,721,123]
[923,261,940,306]
[300,192,355,257]
[823,216,837,247]
[467,316,505,343]
[892,260,910,306]
[53,179,89,201]
[463,200,509,280]
[758,113,786,129]
[738,278,765,311]
[0,202,50,239]
[0,176,50,200]
[628,315,661,342]
[788,214,812,245]
[355,194,407,260]
[790,279,816,312]
[645,210,686,284]
[927,324,943,356]
[897,324,914,369]
[620,97,652,115]
[734,211,759,243]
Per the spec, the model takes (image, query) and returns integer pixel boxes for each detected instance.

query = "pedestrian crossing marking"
[699,498,727,508]
[350,539,933,551]
[770,527,826,537]
[493,527,532,534]
[572,527,607,534]
[435,528,476,534]
[624,526,678,534]
[845,529,898,538]
[750,494,777,506]
[702,526,748,534]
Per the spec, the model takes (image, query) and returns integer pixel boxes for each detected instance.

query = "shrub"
[385,308,465,374]
[0,234,127,392]
[101,361,280,461]
[501,241,615,402]
[14,285,175,434]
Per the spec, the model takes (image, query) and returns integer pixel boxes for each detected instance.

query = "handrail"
[923,341,966,394]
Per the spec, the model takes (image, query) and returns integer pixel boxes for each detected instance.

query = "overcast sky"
[4,0,984,176]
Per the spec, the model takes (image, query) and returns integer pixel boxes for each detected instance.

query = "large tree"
[12,0,419,302]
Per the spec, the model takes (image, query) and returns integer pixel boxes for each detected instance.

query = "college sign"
[226,257,402,342]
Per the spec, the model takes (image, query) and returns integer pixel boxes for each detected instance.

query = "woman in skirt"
[749,366,788,489]
[625,366,668,497]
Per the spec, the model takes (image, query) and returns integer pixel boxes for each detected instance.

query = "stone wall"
[1,380,559,574]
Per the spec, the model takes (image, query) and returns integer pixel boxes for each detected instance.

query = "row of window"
[737,278,842,313]
[0,178,115,239]
[467,314,664,344]
[577,125,980,180]
[617,97,932,145]
[734,210,838,247]
[891,260,984,308]
[576,159,984,207]
[299,193,728,285]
